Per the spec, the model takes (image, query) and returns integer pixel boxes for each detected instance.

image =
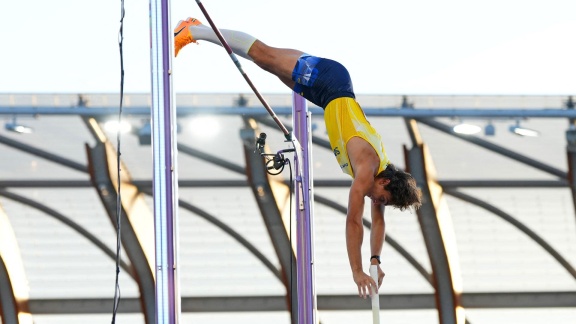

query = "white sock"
[190,25,257,61]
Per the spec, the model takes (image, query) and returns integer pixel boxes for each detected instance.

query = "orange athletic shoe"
[174,17,202,57]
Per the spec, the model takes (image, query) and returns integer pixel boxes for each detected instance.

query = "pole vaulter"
[174,3,422,323]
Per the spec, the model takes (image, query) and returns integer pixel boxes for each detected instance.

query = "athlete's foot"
[174,17,202,57]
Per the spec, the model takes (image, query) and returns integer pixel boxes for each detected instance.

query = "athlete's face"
[368,178,392,206]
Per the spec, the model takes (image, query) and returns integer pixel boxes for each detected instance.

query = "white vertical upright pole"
[150,0,180,323]
[293,93,317,324]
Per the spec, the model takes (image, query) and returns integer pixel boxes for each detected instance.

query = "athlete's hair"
[376,163,422,211]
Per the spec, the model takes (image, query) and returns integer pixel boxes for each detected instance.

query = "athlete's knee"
[247,40,272,65]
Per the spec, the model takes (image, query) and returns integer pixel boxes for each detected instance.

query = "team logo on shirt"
[333,147,340,156]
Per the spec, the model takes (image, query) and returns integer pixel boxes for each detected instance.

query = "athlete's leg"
[175,18,301,89]
[247,40,302,89]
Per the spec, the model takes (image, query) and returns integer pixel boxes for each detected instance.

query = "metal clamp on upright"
[255,132,295,175]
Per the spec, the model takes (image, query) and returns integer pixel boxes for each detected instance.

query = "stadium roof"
[0,93,575,324]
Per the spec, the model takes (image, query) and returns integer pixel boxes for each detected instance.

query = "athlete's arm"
[346,175,373,298]
[345,137,381,298]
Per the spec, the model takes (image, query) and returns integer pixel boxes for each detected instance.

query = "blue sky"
[2,0,575,95]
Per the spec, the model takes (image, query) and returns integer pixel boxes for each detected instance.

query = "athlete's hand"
[352,270,377,299]
[375,264,385,288]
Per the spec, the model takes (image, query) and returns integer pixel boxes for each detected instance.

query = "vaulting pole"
[293,93,317,324]
[370,265,381,324]
[150,0,181,322]
[194,0,291,140]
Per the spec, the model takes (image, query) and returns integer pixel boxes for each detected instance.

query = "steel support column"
[0,205,32,324]
[84,117,156,324]
[405,119,465,324]
[565,97,576,225]
[568,141,576,223]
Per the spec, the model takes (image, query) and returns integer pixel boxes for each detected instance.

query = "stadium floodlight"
[509,121,539,137]
[5,117,33,134]
[453,122,481,135]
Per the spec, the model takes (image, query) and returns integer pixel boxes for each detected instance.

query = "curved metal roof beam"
[0,134,87,173]
[0,189,135,279]
[138,188,281,281]
[177,143,246,174]
[444,188,576,279]
[0,204,31,324]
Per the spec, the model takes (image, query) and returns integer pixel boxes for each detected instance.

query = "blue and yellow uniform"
[291,54,389,178]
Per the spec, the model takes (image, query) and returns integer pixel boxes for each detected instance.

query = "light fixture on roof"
[188,116,220,138]
[5,116,33,134]
[104,119,132,134]
[484,122,495,136]
[509,121,539,137]
[137,122,152,145]
[452,122,481,135]
[235,94,248,107]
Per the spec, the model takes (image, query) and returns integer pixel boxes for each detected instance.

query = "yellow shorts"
[324,97,389,178]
